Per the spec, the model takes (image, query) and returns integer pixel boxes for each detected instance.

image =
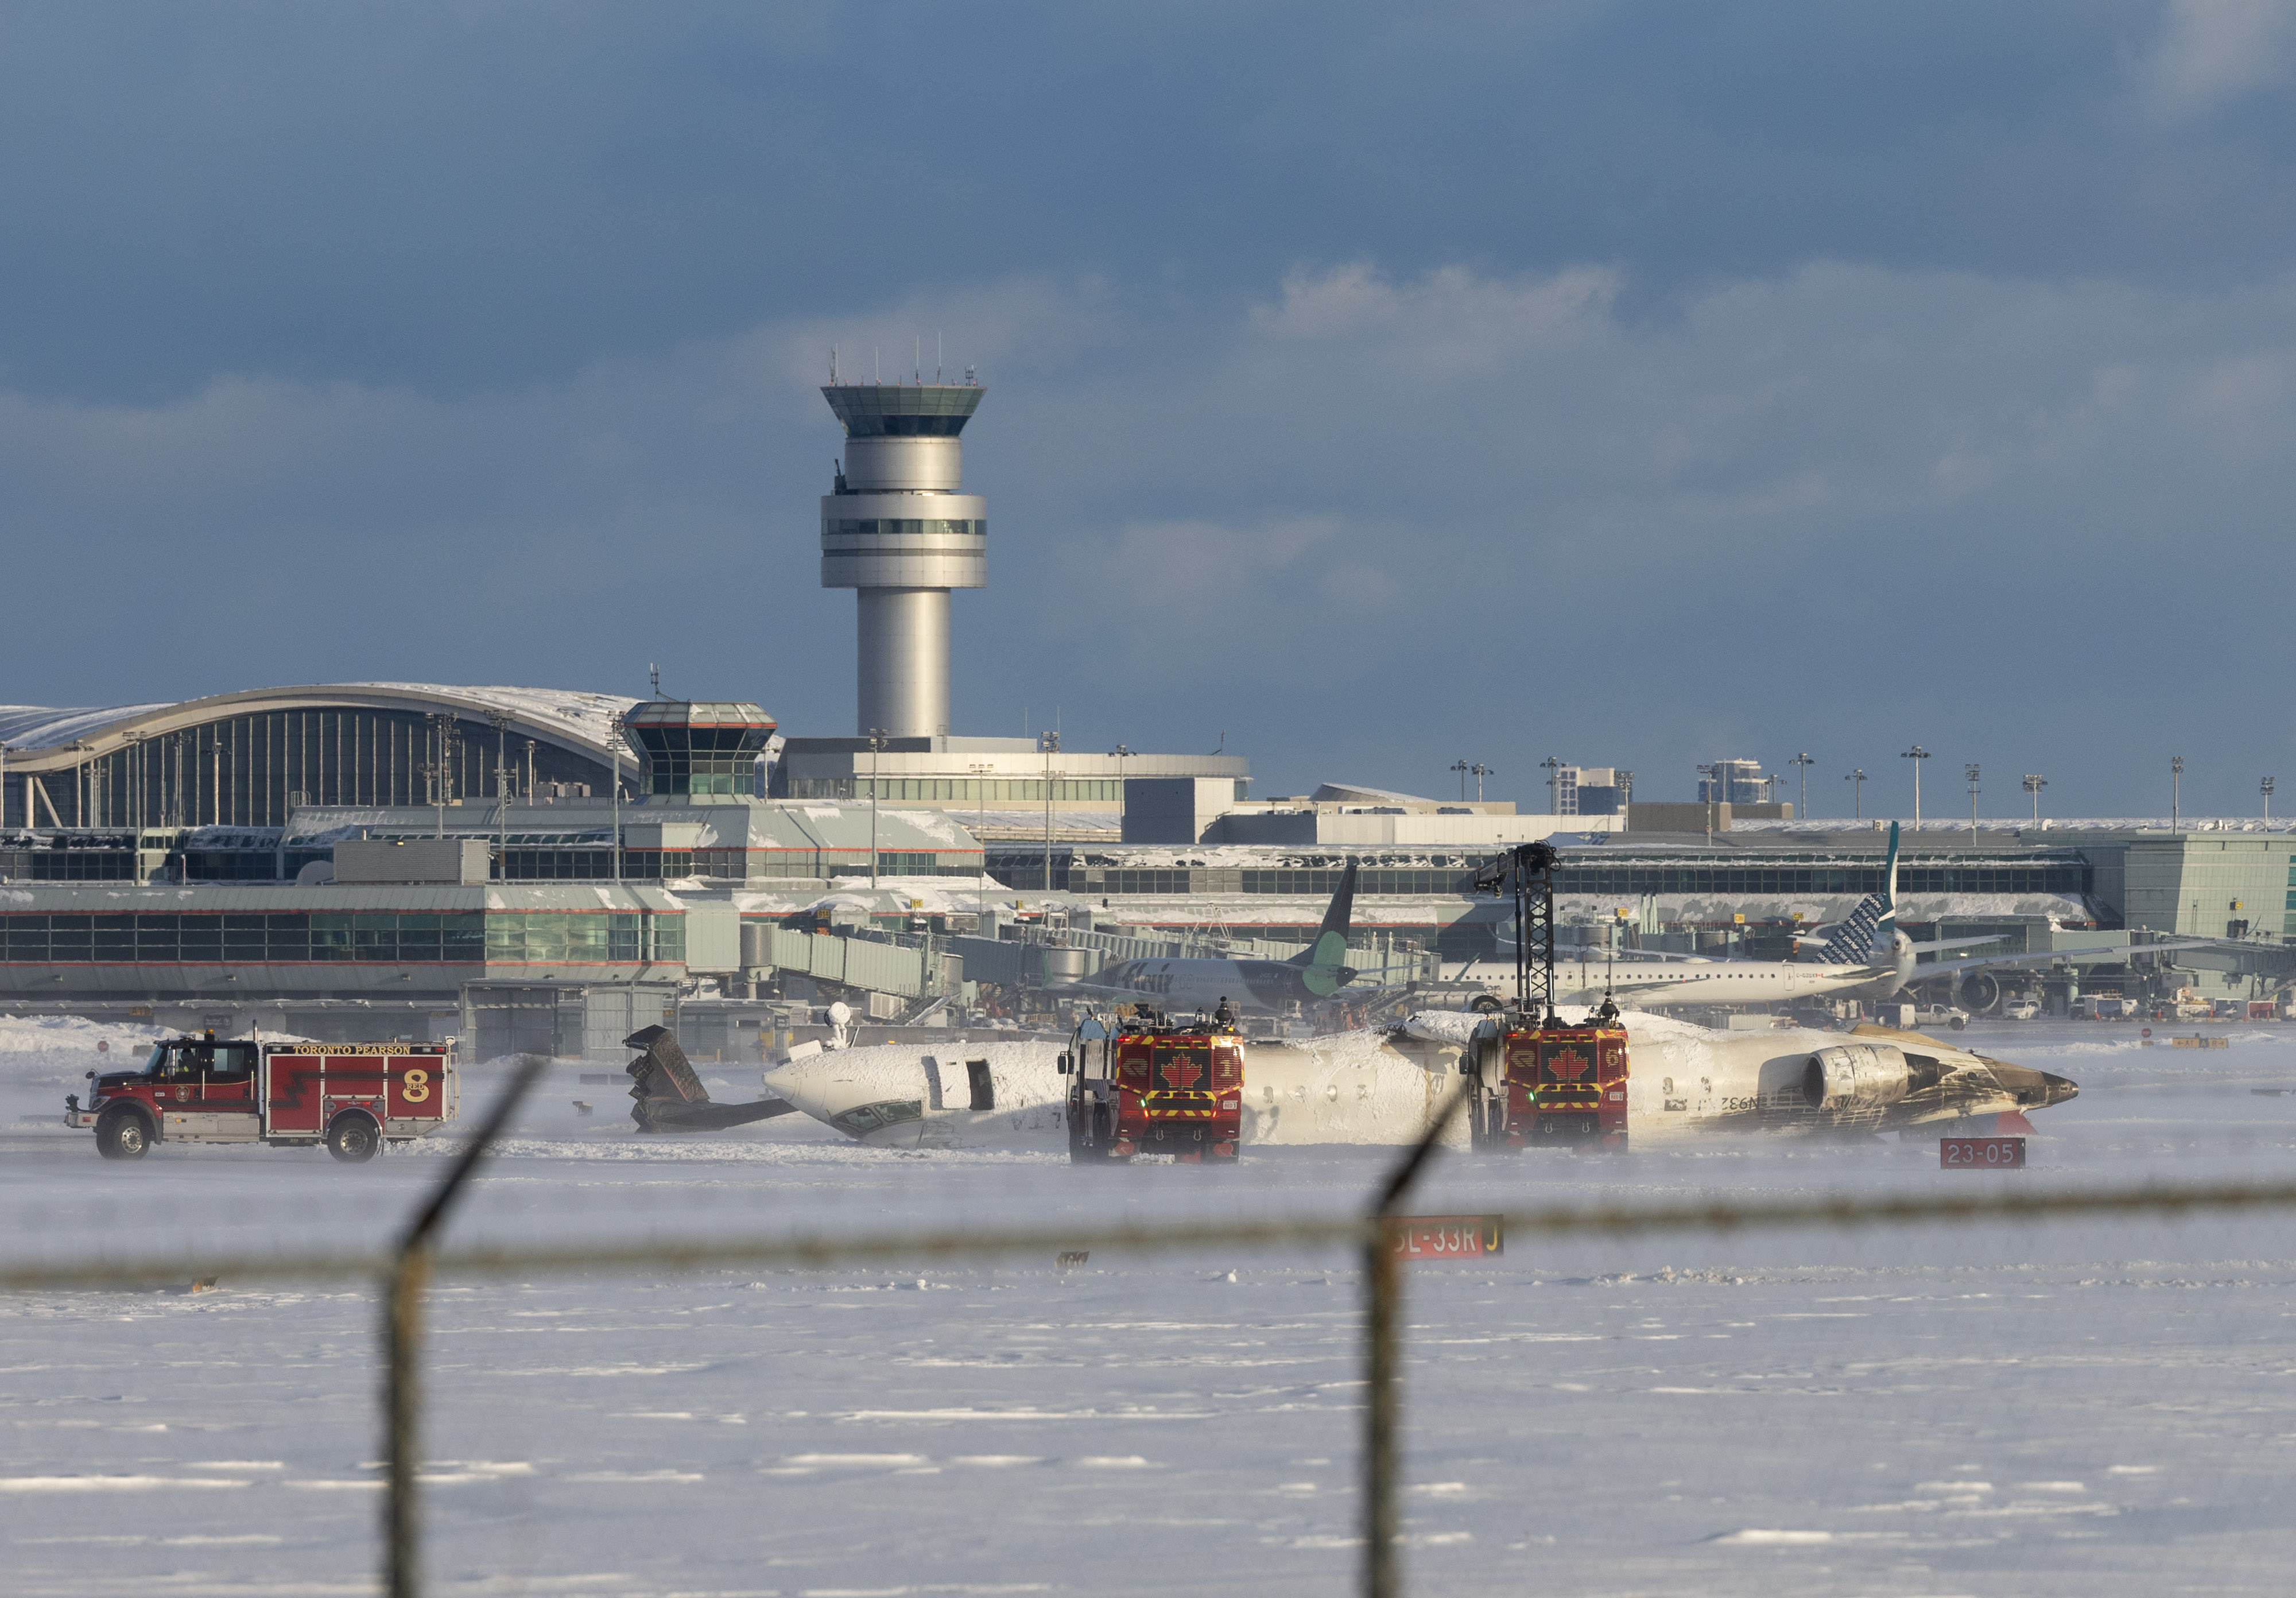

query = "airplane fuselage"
[761,1012,2074,1151]
[1549,931,1927,1012]
[1087,956,1351,1016]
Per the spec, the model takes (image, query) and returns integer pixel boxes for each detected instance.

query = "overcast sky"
[5,2,2295,818]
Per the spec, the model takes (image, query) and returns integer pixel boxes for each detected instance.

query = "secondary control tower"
[819,381,988,737]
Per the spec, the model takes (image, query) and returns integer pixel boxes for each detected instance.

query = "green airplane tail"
[1292,862,1359,994]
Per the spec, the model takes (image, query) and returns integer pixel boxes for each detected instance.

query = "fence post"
[1362,1083,1469,1598]
[384,1054,548,1598]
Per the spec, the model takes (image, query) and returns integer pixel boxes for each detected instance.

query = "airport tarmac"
[6,1017,2296,1596]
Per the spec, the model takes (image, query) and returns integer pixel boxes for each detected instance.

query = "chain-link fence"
[12,1066,2296,1596]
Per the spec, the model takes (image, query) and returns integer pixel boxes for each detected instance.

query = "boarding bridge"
[739,923,964,1003]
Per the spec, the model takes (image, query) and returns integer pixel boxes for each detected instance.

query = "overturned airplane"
[623,1025,799,1133]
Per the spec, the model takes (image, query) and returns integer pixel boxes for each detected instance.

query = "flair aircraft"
[1075,862,1366,1015]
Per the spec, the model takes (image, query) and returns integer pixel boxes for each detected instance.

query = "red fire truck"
[64,1033,457,1163]
[1061,1012,1244,1164]
[1466,1017,1629,1152]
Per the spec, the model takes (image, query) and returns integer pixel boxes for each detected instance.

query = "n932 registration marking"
[1387,1215,1504,1259]
[1940,1135,2026,1169]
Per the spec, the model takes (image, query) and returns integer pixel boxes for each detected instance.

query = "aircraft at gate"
[1076,862,1363,1015]
[1499,823,2228,1013]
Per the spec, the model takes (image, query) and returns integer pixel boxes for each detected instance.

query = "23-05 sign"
[1940,1135,2026,1169]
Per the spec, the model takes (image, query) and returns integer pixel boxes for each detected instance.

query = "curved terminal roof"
[0,683,647,769]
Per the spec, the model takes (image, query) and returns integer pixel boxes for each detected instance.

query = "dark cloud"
[2,3,2294,818]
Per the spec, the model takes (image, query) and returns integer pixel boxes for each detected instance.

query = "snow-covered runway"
[7,1016,2296,1596]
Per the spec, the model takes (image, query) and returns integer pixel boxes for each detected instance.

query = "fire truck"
[1060,1011,1244,1164]
[1464,840,1631,1152]
[64,1033,457,1163]
[1465,1016,1630,1150]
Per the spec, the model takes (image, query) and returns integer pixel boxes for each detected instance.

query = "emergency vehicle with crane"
[1465,841,1631,1151]
[64,1032,457,1163]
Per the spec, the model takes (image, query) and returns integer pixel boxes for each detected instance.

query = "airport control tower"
[819,381,988,738]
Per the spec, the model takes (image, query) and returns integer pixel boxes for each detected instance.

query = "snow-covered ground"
[7,1015,2296,1595]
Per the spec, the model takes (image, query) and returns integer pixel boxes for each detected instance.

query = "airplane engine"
[1956,971,2002,1014]
[1802,1042,1912,1111]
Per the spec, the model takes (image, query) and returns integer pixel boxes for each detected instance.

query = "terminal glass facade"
[11,708,610,831]
[786,777,1127,803]
[0,909,680,965]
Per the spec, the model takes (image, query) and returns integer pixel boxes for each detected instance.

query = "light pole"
[1542,755,1565,815]
[2264,776,2276,825]
[1964,763,1980,841]
[2023,773,2046,823]
[607,725,627,884]
[1901,746,1929,829]
[123,731,143,833]
[867,728,889,887]
[1789,752,1814,821]
[0,741,11,834]
[1472,763,1492,802]
[1040,731,1061,895]
[1845,767,1865,820]
[1450,759,1469,801]
[1697,762,1717,842]
[488,711,513,874]
[2171,755,2184,834]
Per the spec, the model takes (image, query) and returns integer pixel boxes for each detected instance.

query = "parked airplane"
[758,1009,2076,1151]
[1480,823,2224,1013]
[1072,862,1366,1015]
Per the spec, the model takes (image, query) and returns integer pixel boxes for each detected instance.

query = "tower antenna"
[831,344,837,384]
[936,332,943,384]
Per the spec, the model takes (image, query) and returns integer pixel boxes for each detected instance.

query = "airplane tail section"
[623,1024,798,1132]
[1874,820,1901,956]
[1814,823,1900,968]
[1289,861,1359,996]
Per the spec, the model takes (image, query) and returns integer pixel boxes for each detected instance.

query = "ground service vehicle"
[1060,1012,1243,1163]
[1465,1016,1630,1151]
[64,1034,456,1163]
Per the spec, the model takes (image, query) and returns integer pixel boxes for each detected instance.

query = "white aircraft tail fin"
[1816,822,1899,968]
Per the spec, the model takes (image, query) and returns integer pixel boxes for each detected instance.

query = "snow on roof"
[327,683,642,750]
[0,703,176,752]
[1731,816,2296,836]
[0,684,643,759]
[1311,782,1437,805]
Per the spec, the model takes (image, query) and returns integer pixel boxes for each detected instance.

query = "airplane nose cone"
[760,1054,928,1145]
[2039,1070,2078,1108]
[759,1061,824,1117]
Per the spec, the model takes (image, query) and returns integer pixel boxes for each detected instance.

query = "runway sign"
[1388,1215,1504,1259]
[1941,1135,2026,1169]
